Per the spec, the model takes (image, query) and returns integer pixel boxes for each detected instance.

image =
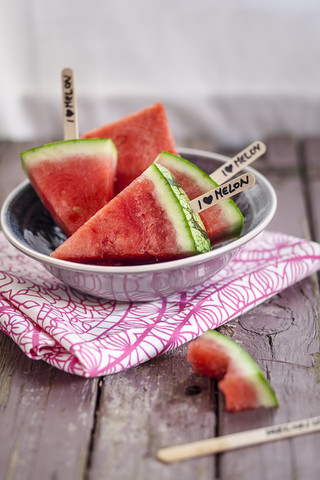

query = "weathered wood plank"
[303,138,320,243]
[0,141,31,208]
[0,140,99,480]
[87,345,217,480]
[260,137,299,168]
[217,278,320,480]
[1,137,320,480]
[216,138,320,479]
[224,137,309,237]
[0,332,98,480]
[256,137,310,237]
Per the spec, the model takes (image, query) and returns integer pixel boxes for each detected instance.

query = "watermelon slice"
[156,152,243,245]
[21,138,117,237]
[83,103,177,193]
[51,163,211,265]
[187,330,278,412]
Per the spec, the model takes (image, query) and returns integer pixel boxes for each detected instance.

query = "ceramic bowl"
[0,148,277,302]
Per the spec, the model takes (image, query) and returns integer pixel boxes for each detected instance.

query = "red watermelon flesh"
[156,152,243,245]
[51,163,210,265]
[187,330,278,412]
[21,139,117,237]
[83,103,177,194]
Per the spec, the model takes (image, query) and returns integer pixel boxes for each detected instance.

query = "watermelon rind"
[157,151,215,190]
[82,103,177,193]
[21,138,117,170]
[51,162,211,263]
[189,330,279,409]
[147,164,211,255]
[155,152,244,242]
[20,138,118,237]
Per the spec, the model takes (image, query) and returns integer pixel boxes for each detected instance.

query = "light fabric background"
[1,0,320,148]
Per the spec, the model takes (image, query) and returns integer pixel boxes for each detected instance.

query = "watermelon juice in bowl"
[1,148,277,302]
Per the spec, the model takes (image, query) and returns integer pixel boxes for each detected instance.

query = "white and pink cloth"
[0,230,320,377]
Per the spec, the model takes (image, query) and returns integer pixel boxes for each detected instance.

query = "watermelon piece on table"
[187,330,278,412]
[156,152,243,245]
[83,103,177,194]
[21,138,117,237]
[51,163,210,265]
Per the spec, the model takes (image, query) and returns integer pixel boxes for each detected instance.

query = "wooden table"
[0,137,320,480]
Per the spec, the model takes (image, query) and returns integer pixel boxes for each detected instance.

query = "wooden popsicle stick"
[157,415,320,463]
[61,67,79,140]
[210,141,266,184]
[189,172,255,214]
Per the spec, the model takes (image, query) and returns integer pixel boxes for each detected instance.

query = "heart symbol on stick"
[66,109,74,117]
[225,164,233,173]
[203,195,213,205]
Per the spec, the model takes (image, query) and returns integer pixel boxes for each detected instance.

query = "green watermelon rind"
[199,330,279,407]
[155,152,244,239]
[21,138,117,171]
[148,164,211,255]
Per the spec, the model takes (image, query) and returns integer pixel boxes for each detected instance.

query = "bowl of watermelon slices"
[1,148,277,302]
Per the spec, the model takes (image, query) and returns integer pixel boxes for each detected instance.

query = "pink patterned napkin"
[1,230,320,378]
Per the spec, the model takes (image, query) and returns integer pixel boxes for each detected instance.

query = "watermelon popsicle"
[51,162,211,264]
[83,102,263,245]
[83,103,177,194]
[21,138,117,236]
[156,152,245,245]
[50,153,255,265]
[155,141,265,244]
[20,69,118,237]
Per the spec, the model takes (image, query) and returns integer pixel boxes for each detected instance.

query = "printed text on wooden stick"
[157,415,320,463]
[210,141,266,185]
[189,173,255,214]
[61,68,78,140]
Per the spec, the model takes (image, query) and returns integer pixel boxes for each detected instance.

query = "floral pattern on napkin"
[1,230,320,377]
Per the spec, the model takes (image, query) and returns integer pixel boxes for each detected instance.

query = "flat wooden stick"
[157,415,320,463]
[210,141,266,184]
[189,172,255,214]
[61,67,79,140]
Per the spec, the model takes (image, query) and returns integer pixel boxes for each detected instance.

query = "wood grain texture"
[0,141,37,206]
[215,138,320,480]
[0,137,319,480]
[0,333,98,480]
[303,138,320,242]
[0,141,99,480]
[88,347,216,480]
[217,277,320,479]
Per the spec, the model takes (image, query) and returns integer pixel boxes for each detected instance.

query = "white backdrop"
[1,0,320,148]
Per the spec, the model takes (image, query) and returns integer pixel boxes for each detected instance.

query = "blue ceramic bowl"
[0,148,277,301]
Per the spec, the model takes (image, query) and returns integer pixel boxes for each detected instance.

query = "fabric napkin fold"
[1,230,320,378]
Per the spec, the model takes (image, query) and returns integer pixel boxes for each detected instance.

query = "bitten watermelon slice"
[83,103,177,193]
[21,138,117,237]
[187,330,278,412]
[51,163,211,265]
[156,152,243,245]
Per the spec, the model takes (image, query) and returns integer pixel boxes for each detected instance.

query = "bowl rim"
[0,147,277,274]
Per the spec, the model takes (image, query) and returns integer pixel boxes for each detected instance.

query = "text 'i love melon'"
[61,67,79,141]
[190,173,256,214]
[210,141,266,185]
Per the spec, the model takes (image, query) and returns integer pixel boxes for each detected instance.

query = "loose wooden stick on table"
[157,415,320,463]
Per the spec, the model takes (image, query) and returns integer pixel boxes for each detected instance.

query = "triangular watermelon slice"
[156,152,243,244]
[21,138,117,237]
[83,103,177,194]
[51,163,211,265]
[187,330,279,412]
